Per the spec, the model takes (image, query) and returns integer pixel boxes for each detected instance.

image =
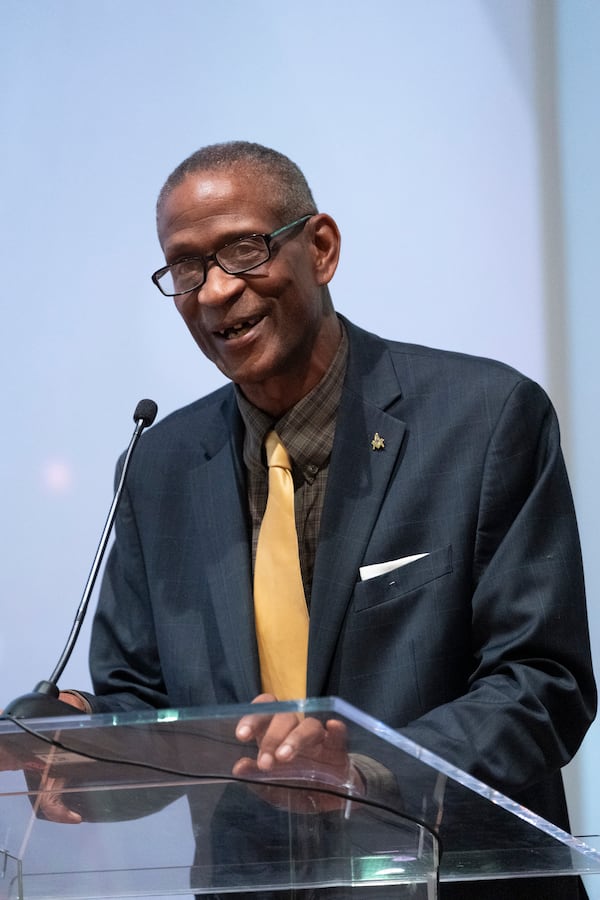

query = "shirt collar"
[236,318,348,483]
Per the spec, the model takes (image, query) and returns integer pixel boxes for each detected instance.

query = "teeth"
[219,318,259,340]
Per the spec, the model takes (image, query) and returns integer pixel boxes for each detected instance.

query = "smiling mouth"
[216,316,262,340]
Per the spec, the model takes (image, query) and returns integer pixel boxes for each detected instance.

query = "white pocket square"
[359,553,430,582]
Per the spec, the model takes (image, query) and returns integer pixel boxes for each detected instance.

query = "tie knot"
[265,430,292,470]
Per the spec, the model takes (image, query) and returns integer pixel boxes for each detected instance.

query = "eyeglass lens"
[158,234,271,295]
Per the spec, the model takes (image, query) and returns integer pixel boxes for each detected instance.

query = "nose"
[195,261,245,307]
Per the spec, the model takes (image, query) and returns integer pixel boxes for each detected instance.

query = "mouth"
[215,315,263,341]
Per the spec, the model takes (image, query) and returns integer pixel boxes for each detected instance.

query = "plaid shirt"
[235,320,348,604]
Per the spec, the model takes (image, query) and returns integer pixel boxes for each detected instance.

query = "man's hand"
[29,774,82,824]
[1,691,86,823]
[57,691,89,712]
[232,694,363,812]
[0,743,22,772]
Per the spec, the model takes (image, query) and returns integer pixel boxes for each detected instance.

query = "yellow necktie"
[253,431,309,700]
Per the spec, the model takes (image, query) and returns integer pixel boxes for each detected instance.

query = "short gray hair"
[157,141,318,224]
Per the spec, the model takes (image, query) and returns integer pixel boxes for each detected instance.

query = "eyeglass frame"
[151,214,314,297]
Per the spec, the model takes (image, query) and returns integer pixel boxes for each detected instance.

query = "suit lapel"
[307,324,406,696]
[187,394,261,700]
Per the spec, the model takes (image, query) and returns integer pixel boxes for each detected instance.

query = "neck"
[240,315,343,417]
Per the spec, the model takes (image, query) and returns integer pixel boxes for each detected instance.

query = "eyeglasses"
[151,214,313,297]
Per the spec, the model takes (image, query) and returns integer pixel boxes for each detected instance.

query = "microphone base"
[4,681,83,719]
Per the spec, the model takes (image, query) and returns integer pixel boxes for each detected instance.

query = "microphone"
[4,399,158,718]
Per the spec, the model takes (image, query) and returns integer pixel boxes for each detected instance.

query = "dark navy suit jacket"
[87,318,596,895]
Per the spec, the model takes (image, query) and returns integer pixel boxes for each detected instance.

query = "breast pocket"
[354,545,453,612]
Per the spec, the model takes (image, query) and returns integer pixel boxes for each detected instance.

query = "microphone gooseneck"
[3,399,158,718]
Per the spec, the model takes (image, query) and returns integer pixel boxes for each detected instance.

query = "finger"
[323,718,348,753]
[235,693,278,742]
[242,711,304,769]
[34,777,82,825]
[273,719,351,786]
[58,691,89,712]
[40,794,82,824]
[231,755,260,778]
[261,715,326,768]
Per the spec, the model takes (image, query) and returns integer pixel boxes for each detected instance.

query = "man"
[59,141,595,897]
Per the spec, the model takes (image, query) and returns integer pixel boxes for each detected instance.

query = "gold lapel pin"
[371,432,385,451]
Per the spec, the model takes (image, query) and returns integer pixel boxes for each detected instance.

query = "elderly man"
[57,141,595,898]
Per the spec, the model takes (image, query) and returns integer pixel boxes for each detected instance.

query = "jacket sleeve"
[85,465,170,714]
[399,378,597,795]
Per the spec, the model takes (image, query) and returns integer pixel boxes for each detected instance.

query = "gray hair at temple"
[156,141,319,224]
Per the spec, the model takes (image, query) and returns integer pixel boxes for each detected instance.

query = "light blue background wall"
[0,0,598,891]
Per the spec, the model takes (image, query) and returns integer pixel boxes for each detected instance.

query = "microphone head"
[133,399,158,428]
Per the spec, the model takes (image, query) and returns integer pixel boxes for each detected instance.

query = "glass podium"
[1,698,599,899]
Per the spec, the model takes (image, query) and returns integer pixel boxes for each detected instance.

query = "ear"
[308,214,341,285]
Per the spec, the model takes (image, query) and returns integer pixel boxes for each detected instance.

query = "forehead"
[157,167,280,254]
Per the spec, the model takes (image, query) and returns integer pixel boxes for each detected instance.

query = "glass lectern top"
[1,698,598,899]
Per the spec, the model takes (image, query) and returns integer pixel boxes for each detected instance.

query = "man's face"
[156,167,341,414]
